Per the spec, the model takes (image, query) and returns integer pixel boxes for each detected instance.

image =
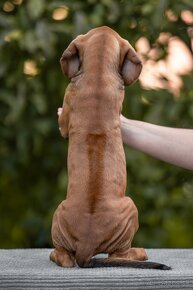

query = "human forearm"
[121,116,193,170]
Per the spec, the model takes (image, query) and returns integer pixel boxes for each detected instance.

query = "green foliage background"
[0,0,193,248]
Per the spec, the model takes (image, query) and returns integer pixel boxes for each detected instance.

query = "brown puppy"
[50,26,170,270]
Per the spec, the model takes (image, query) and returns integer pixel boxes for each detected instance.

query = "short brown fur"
[50,26,170,270]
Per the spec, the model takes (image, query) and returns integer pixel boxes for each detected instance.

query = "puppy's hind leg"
[109,247,148,261]
[50,247,75,268]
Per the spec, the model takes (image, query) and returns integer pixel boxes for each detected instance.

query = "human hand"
[57,107,63,116]
[120,114,129,126]
[57,107,63,132]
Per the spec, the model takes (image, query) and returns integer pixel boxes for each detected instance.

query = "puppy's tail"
[80,257,171,270]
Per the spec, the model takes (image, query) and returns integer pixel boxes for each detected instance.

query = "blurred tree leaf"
[0,0,192,248]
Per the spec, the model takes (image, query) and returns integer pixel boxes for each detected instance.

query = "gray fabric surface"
[0,249,193,289]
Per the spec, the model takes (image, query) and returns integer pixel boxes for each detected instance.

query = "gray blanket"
[0,249,193,289]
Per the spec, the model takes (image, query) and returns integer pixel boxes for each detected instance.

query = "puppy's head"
[60,26,142,85]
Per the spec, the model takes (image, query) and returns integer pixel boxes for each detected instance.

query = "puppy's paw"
[60,128,68,139]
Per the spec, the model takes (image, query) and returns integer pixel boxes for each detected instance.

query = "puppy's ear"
[60,41,80,78]
[120,41,142,86]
